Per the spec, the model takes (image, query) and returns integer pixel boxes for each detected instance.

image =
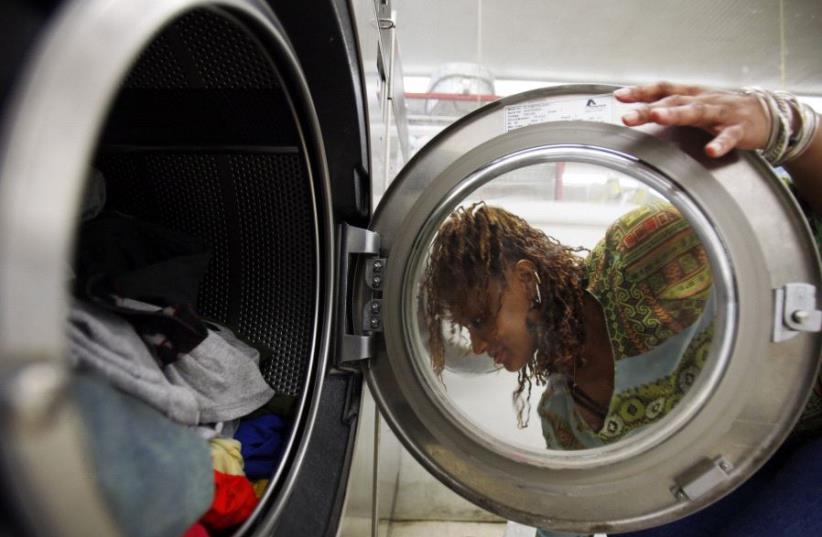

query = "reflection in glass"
[419,162,715,451]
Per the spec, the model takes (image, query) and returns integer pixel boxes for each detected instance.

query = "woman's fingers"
[706,124,745,157]
[623,102,752,154]
[613,82,772,153]
[614,82,704,103]
[620,100,718,127]
[621,106,652,126]
[648,102,728,127]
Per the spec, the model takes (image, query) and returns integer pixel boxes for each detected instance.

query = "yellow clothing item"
[209,438,244,476]
[252,479,270,499]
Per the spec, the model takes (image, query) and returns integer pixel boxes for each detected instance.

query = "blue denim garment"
[71,372,213,537]
[617,435,822,537]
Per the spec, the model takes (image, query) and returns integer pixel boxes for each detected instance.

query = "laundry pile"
[68,180,293,537]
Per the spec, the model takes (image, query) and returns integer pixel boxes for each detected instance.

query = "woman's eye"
[471,317,484,328]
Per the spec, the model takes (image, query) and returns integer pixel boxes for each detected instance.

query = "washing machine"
[1,1,820,536]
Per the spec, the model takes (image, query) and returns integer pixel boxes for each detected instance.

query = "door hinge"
[337,224,386,367]
[773,283,822,342]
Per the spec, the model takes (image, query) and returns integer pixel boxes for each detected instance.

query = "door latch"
[672,456,733,502]
[773,283,822,342]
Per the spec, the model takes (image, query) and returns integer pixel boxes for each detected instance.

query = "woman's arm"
[614,82,822,215]
[786,125,822,215]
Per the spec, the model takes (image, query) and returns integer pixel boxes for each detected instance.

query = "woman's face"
[455,263,538,372]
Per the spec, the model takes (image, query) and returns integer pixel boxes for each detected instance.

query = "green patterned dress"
[539,202,716,449]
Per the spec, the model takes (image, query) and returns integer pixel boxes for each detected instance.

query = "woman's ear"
[513,258,537,284]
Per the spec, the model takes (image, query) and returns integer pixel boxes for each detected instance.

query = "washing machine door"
[353,85,822,533]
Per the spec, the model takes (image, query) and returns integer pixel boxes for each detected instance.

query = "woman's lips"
[491,349,508,366]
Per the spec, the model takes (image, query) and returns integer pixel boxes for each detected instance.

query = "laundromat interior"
[1,1,821,537]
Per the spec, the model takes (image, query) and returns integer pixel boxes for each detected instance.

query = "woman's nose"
[470,332,488,355]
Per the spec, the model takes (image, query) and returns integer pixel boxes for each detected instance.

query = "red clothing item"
[201,470,258,530]
[182,523,209,537]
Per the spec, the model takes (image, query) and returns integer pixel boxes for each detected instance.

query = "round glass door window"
[399,145,733,461]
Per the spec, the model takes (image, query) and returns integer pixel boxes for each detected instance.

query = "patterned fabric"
[586,202,713,359]
[540,202,715,449]
[599,318,714,442]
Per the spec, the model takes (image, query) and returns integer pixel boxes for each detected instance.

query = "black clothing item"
[74,212,211,306]
[73,213,213,362]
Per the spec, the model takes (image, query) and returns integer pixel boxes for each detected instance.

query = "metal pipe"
[404,91,499,102]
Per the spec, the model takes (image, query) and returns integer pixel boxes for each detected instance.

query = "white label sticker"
[504,95,615,132]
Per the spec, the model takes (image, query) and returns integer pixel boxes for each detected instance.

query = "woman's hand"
[614,81,822,215]
[613,82,770,158]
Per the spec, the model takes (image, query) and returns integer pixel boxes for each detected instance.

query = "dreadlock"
[421,202,588,428]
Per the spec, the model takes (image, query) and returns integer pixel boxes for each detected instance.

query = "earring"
[533,271,542,305]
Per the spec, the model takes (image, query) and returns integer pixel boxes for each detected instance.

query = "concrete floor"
[385,521,609,537]
[387,521,509,537]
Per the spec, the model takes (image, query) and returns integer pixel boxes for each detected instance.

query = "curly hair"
[421,202,588,428]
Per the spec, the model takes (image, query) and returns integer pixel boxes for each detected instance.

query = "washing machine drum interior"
[95,8,319,396]
[0,4,331,537]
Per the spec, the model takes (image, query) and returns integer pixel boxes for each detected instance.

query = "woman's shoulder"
[587,201,713,357]
[603,202,689,257]
[592,202,709,290]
